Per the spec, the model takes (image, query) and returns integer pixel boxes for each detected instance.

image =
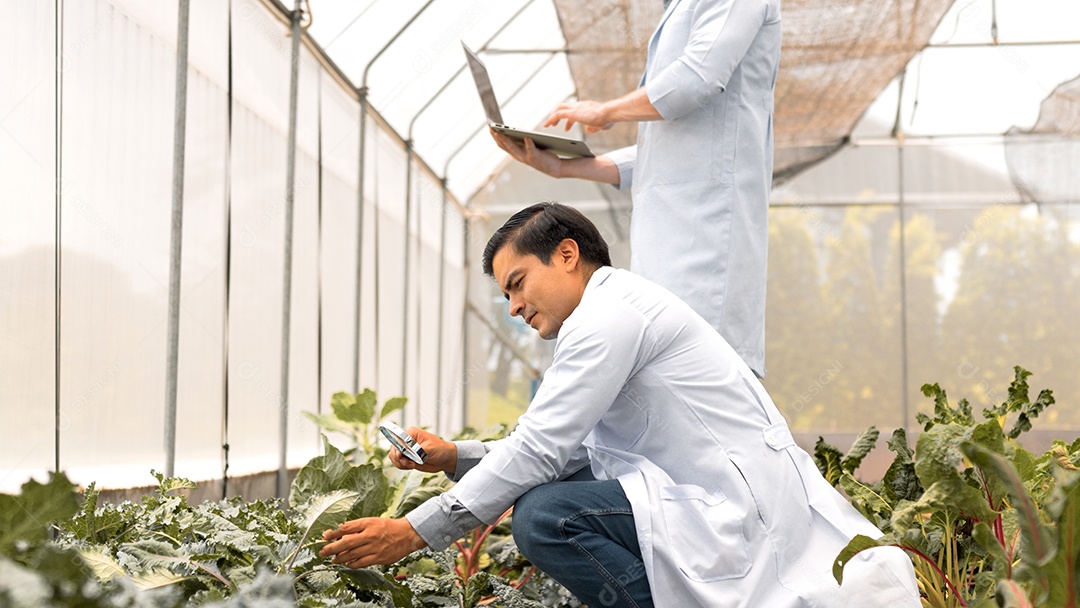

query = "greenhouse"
[1,0,1079,606]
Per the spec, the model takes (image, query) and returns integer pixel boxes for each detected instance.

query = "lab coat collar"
[583,266,616,299]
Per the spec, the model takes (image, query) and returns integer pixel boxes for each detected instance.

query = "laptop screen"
[462,42,504,126]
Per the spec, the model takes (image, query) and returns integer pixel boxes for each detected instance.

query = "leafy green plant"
[304,389,408,465]
[825,366,1076,608]
[0,389,574,607]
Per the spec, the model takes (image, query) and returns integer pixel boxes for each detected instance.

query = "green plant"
[304,389,408,465]
[826,366,1076,608]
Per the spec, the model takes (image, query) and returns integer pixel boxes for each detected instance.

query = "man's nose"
[509,295,525,317]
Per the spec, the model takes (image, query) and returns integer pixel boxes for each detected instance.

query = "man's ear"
[556,238,580,272]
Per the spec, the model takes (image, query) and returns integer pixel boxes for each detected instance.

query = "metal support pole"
[164,0,191,478]
[402,140,413,412]
[54,0,64,475]
[435,177,447,433]
[893,69,910,434]
[352,0,437,396]
[278,0,303,498]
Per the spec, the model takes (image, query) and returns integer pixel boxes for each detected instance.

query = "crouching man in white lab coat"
[320,202,921,607]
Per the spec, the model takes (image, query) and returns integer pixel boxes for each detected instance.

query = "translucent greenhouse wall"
[465,141,1079,479]
[0,0,467,494]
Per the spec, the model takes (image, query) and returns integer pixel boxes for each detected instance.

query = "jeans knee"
[512,484,558,560]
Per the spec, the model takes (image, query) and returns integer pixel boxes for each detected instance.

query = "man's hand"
[320,517,427,569]
[490,130,564,178]
[389,427,457,476]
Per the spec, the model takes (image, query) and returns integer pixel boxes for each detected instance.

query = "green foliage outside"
[819,366,1080,607]
[765,205,1080,432]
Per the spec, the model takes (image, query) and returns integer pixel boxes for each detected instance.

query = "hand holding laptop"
[489,130,565,178]
[463,42,594,159]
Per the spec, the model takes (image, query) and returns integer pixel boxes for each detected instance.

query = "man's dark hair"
[482,202,612,276]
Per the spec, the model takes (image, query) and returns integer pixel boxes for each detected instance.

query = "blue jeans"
[512,468,654,608]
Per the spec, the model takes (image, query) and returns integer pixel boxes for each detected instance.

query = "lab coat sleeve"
[605,145,637,191]
[647,0,776,120]
[446,299,649,525]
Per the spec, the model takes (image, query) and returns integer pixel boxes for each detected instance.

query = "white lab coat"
[448,268,919,607]
[608,0,780,376]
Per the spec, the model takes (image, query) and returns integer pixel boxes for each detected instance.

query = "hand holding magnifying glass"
[379,421,427,464]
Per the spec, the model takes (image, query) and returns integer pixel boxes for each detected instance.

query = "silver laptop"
[462,42,594,159]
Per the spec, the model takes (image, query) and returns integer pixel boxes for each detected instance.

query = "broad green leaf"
[78,547,125,581]
[962,443,1055,579]
[814,437,845,486]
[0,472,80,554]
[330,391,358,422]
[339,567,415,607]
[914,423,967,489]
[1042,468,1080,608]
[339,465,393,519]
[380,396,408,419]
[294,490,360,554]
[841,426,879,474]
[356,388,378,423]
[970,419,1007,456]
[290,468,332,510]
[832,534,883,584]
[330,389,377,425]
[290,442,351,507]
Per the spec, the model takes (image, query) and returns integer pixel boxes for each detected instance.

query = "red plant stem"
[895,544,970,608]
[510,566,536,589]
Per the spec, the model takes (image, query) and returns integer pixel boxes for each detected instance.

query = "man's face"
[491,241,585,340]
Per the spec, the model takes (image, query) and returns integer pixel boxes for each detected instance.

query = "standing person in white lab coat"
[493,0,780,378]
[320,203,920,607]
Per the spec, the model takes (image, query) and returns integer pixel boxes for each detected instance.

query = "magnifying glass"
[378,421,427,465]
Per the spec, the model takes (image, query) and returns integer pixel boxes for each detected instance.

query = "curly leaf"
[842,426,879,474]
[814,437,845,486]
[150,469,197,495]
[882,429,922,504]
[1008,388,1054,440]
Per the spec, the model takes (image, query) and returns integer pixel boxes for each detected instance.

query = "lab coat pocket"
[659,484,751,582]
